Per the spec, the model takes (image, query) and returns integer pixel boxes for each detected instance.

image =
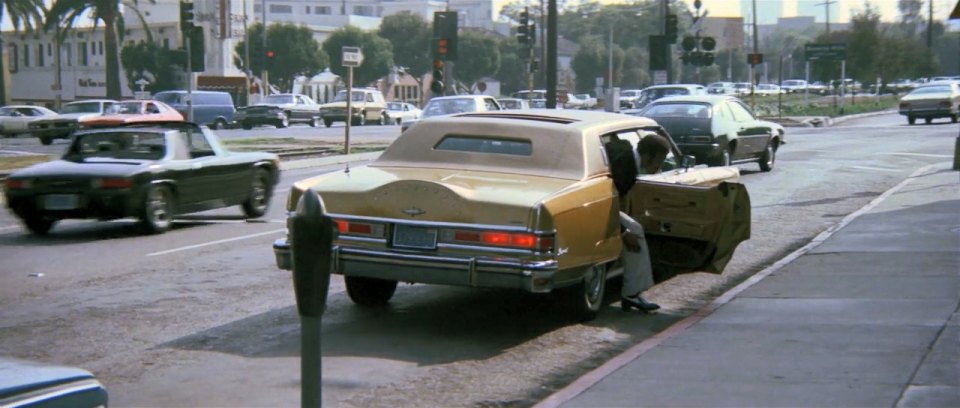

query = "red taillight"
[334,219,384,237]
[446,228,552,251]
[5,179,29,189]
[96,178,134,189]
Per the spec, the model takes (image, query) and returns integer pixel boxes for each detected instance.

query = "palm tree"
[45,0,151,99]
[0,0,45,105]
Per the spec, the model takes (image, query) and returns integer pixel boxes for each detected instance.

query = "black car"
[235,93,321,129]
[3,122,280,235]
[631,95,785,171]
[0,357,108,407]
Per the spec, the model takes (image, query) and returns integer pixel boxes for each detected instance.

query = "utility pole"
[751,0,759,106]
[662,0,672,84]
[261,0,268,96]
[243,0,250,105]
[546,0,557,108]
[926,0,933,48]
[815,0,837,35]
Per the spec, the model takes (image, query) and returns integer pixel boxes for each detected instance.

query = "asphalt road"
[0,113,956,407]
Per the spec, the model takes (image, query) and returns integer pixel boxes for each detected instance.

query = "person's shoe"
[621,295,660,312]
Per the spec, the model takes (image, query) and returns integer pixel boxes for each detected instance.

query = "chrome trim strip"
[338,247,558,272]
[0,378,104,408]
[329,213,557,235]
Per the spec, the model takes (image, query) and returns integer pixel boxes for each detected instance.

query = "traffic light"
[530,58,539,73]
[701,37,716,51]
[189,27,204,72]
[179,1,194,32]
[517,8,530,45]
[649,35,667,71]
[432,11,458,61]
[266,49,276,71]
[665,13,678,43]
[748,52,763,66]
[433,38,450,59]
[681,36,696,52]
[528,23,536,45]
[430,59,444,94]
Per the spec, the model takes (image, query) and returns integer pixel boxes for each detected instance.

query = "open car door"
[627,179,750,276]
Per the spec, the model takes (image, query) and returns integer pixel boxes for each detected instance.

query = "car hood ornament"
[401,207,426,217]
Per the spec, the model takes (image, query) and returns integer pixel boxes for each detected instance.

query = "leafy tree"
[120,40,182,93]
[452,30,500,90]
[896,0,924,38]
[0,0,44,104]
[496,38,527,95]
[322,25,393,87]
[618,47,649,88]
[846,4,881,83]
[378,12,431,86]
[571,35,623,93]
[234,22,328,92]
[45,0,154,99]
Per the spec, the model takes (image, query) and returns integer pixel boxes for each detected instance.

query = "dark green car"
[4,122,280,235]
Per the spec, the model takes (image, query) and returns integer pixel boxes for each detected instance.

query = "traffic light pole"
[186,32,194,122]
[345,68,352,155]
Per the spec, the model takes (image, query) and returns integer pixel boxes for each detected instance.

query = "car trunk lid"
[647,116,712,137]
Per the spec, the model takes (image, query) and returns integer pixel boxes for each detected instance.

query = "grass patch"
[0,155,54,172]
[755,95,899,118]
[222,137,315,146]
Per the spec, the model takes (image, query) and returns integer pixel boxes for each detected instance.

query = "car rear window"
[71,132,166,160]
[434,135,532,156]
[154,92,184,104]
[642,103,712,118]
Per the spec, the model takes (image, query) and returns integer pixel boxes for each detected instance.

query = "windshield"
[422,98,478,117]
[263,95,294,104]
[910,86,951,95]
[106,102,143,114]
[499,100,521,109]
[639,88,691,104]
[332,91,367,102]
[69,131,166,160]
[642,103,712,118]
[153,93,183,104]
[61,102,104,114]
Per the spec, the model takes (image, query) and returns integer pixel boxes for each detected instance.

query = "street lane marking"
[845,165,900,172]
[883,152,952,158]
[147,229,285,257]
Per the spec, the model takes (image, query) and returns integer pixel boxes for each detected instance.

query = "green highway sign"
[805,43,847,61]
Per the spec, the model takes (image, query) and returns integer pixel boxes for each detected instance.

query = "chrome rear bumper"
[273,239,559,293]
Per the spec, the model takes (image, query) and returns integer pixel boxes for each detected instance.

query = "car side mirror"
[682,155,696,169]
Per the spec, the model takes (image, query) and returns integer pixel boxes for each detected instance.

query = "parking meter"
[291,189,334,318]
[289,189,335,408]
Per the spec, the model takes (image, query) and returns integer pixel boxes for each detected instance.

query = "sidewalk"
[538,162,959,408]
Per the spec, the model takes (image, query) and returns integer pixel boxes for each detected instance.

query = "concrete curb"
[799,108,898,127]
[533,162,946,408]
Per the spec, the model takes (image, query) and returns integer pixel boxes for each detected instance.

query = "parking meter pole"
[953,133,960,171]
[345,68,352,155]
[290,190,335,408]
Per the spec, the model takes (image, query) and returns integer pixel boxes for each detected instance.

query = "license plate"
[393,225,438,249]
[43,194,80,210]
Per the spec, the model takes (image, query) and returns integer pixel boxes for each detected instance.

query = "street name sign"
[805,43,846,61]
[342,47,363,67]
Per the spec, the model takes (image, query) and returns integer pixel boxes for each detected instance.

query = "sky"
[496,0,959,24]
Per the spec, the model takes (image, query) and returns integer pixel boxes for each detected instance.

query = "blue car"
[0,357,108,407]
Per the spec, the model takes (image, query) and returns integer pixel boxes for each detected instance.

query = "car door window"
[366,93,374,103]
[146,103,160,114]
[182,130,215,158]
[484,98,500,110]
[726,101,754,122]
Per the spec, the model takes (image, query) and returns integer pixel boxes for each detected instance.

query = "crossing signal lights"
[665,13,678,43]
[701,37,716,51]
[434,38,450,59]
[431,59,444,94]
[517,8,533,46]
[179,1,194,32]
[748,52,763,66]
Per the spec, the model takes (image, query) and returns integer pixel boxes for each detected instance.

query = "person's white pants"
[620,212,654,297]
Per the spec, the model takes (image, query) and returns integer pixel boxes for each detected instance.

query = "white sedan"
[0,105,58,137]
[386,102,421,125]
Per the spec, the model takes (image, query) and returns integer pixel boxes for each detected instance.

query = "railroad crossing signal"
[748,52,764,66]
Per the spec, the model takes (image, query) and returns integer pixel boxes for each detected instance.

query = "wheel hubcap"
[251,177,267,210]
[148,189,169,223]
[584,265,604,304]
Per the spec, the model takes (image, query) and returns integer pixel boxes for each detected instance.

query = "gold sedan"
[274,110,751,320]
[898,82,960,125]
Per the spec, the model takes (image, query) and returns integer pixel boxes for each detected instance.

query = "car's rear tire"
[759,142,776,172]
[711,147,732,167]
[277,113,290,128]
[924,117,933,124]
[324,119,332,128]
[212,118,228,130]
[139,184,174,234]
[378,112,388,125]
[309,116,319,127]
[39,136,53,145]
[395,118,402,125]
[566,263,607,322]
[23,216,55,235]
[356,112,366,126]
[907,116,916,125]
[345,276,398,306]
[952,114,958,123]
[242,122,253,130]
[241,168,271,218]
